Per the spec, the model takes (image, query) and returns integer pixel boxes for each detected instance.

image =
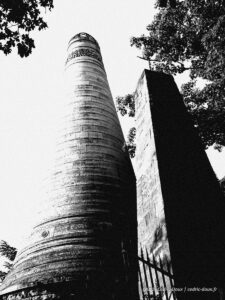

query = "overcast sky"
[0,0,224,251]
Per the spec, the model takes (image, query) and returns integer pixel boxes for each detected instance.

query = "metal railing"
[138,248,177,300]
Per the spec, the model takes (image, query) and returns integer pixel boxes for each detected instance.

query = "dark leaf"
[0,240,17,261]
[0,0,53,57]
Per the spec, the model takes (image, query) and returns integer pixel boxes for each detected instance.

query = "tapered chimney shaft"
[0,33,137,300]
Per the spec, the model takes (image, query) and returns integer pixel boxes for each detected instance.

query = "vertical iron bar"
[146,249,156,300]
[141,248,151,300]
[138,259,146,300]
[159,256,169,300]
[153,254,162,299]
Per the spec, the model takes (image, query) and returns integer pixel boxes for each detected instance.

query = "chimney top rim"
[68,32,100,48]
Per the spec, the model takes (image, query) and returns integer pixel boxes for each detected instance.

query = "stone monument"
[0,33,137,300]
[135,70,225,299]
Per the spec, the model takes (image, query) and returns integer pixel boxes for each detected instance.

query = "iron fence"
[138,248,177,300]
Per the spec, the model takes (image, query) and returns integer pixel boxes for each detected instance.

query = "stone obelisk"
[0,33,137,300]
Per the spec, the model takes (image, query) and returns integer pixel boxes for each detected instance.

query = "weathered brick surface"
[0,33,137,300]
[134,72,170,260]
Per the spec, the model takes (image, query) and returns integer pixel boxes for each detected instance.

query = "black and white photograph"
[0,1,224,299]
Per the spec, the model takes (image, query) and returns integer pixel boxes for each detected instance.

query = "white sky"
[0,0,224,252]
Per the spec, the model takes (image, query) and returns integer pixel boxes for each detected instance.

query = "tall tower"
[0,33,137,300]
[135,70,225,299]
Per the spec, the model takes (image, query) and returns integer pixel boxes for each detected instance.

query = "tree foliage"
[0,240,17,282]
[0,0,53,57]
[117,0,225,152]
[116,94,135,117]
[0,270,7,282]
[158,0,176,8]
[126,127,136,158]
[116,94,136,158]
